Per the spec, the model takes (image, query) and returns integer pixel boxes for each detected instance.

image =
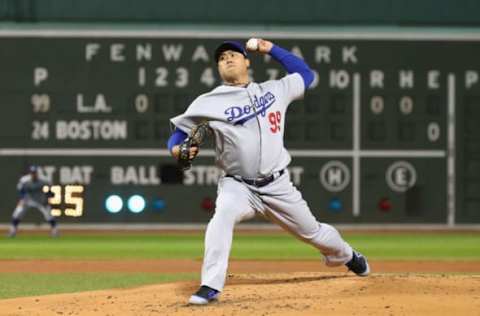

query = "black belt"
[226,169,285,187]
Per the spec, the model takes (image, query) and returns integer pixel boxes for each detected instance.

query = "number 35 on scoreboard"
[42,185,85,217]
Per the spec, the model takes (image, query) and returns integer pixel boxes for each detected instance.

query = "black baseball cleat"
[346,250,370,277]
[188,285,220,305]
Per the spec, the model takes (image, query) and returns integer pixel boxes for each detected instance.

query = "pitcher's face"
[217,50,250,83]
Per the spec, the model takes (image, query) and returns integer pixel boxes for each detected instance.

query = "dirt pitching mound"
[2,272,479,316]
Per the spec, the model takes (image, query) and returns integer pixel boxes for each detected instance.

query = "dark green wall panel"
[0,30,478,224]
[1,0,480,26]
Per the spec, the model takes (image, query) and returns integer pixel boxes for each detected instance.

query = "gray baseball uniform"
[171,72,354,291]
[12,173,54,221]
[8,169,59,238]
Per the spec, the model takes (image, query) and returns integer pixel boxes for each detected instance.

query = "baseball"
[246,38,259,51]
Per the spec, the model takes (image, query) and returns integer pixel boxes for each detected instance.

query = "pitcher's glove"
[177,122,212,170]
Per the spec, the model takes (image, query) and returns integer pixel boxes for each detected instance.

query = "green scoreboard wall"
[3,0,480,26]
[0,28,479,224]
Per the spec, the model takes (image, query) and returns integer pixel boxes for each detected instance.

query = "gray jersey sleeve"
[278,73,305,104]
[16,178,24,192]
[169,116,196,134]
[170,95,209,134]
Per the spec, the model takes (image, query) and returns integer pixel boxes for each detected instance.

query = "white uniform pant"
[201,172,353,291]
[12,199,53,222]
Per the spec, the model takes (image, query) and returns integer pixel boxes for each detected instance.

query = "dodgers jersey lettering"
[170,72,304,179]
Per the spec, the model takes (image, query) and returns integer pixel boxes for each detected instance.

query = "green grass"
[234,233,480,260]
[343,234,480,260]
[1,233,479,260]
[0,232,479,299]
[0,272,197,299]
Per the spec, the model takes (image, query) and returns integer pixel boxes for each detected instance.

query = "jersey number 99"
[268,111,282,133]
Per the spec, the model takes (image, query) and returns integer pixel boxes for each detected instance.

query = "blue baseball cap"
[214,41,248,62]
[29,165,38,173]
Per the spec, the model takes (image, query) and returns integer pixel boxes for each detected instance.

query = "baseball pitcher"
[8,166,58,237]
[168,39,370,305]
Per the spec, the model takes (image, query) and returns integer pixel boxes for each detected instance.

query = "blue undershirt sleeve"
[269,45,314,89]
[167,128,188,152]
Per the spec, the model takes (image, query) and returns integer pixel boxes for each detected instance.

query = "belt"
[226,169,285,187]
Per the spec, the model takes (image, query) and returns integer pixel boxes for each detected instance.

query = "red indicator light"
[378,198,392,212]
[201,197,215,213]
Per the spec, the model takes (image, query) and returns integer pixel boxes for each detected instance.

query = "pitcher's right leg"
[189,177,255,305]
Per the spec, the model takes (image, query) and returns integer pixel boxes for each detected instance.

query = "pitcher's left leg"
[264,202,353,266]
[260,173,354,267]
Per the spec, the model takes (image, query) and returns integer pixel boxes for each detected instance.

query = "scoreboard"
[0,28,479,224]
